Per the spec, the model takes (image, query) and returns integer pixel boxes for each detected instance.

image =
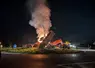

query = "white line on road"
[78,49,95,52]
[1,52,22,54]
[57,61,95,66]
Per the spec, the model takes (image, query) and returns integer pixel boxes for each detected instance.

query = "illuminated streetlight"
[0,45,3,48]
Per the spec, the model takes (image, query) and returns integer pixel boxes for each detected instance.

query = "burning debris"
[50,39,63,46]
[27,0,70,49]
[32,30,55,48]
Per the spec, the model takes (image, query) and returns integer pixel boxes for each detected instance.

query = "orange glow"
[35,42,41,45]
[38,33,48,43]
[33,42,41,47]
[30,54,48,59]
[50,39,63,45]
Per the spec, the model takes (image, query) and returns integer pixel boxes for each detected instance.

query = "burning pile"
[27,0,70,48]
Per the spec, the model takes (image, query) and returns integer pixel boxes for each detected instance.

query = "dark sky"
[0,0,95,44]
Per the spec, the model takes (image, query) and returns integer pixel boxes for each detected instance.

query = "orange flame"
[50,39,63,45]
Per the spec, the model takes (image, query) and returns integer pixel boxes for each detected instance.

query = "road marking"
[1,52,21,54]
[78,49,95,52]
[57,61,95,66]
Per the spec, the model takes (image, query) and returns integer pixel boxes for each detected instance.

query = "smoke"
[27,0,52,42]
[26,0,36,13]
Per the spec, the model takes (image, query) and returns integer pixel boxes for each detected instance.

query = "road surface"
[78,48,95,52]
[1,51,95,68]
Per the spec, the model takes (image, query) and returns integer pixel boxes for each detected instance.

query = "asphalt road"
[1,52,95,68]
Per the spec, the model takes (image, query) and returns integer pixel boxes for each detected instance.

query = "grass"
[1,47,80,54]
[1,47,38,54]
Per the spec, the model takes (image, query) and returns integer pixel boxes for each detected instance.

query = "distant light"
[72,45,76,48]
[0,45,3,48]
[72,54,77,57]
[13,44,17,48]
[65,41,70,45]
[70,44,73,47]
[70,44,76,48]
[93,42,95,45]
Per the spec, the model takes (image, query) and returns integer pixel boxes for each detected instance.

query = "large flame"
[29,0,52,42]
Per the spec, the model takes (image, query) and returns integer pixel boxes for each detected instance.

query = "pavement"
[78,49,95,52]
[1,51,95,68]
[1,52,22,54]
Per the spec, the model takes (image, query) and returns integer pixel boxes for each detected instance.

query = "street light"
[70,44,76,48]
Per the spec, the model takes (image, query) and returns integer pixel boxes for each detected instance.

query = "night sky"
[0,0,95,44]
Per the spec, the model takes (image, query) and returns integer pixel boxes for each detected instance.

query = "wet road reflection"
[1,54,55,68]
[1,52,95,68]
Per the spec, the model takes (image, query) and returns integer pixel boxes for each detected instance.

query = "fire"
[33,41,41,47]
[27,0,70,48]
[37,31,48,43]
[29,0,52,43]
[50,39,63,46]
[38,35,46,43]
